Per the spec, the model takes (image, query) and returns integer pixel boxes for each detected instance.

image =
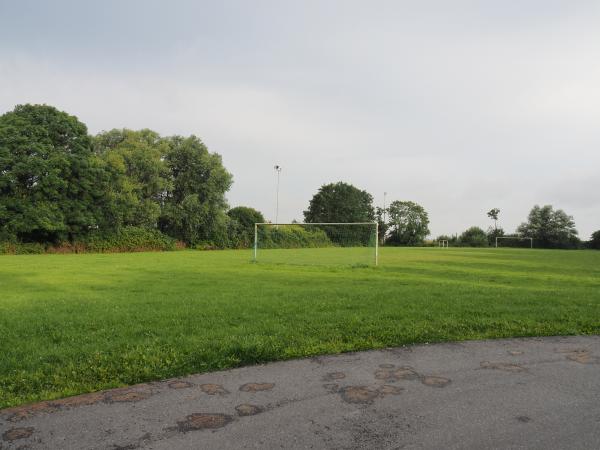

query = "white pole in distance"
[375,222,379,266]
[274,165,282,226]
[253,223,258,262]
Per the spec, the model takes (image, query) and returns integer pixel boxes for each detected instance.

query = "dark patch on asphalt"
[2,427,34,442]
[168,380,193,389]
[557,349,598,364]
[239,383,275,392]
[374,366,420,382]
[378,363,395,369]
[104,388,152,404]
[322,372,346,381]
[516,415,532,423]
[480,361,526,372]
[339,386,379,404]
[200,384,229,395]
[420,376,451,388]
[377,385,404,396]
[323,383,340,393]
[2,387,153,421]
[177,413,233,432]
[235,404,265,416]
[112,443,139,450]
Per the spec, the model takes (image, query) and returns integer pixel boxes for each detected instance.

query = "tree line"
[1,104,598,252]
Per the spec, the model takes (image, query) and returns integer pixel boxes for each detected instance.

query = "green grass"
[1,247,599,408]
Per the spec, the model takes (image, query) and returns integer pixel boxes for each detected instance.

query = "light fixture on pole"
[274,165,282,225]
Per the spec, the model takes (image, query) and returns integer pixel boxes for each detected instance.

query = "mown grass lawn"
[1,247,599,408]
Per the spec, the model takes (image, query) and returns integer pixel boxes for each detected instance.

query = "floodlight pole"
[253,223,258,262]
[375,222,379,266]
[274,165,282,226]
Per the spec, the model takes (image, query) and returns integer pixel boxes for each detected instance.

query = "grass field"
[1,247,599,408]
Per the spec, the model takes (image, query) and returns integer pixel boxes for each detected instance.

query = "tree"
[0,104,107,243]
[304,181,374,223]
[459,226,488,247]
[304,182,375,245]
[93,129,171,229]
[589,230,600,250]
[487,208,500,230]
[228,206,265,248]
[517,205,579,249]
[487,226,505,246]
[160,135,233,245]
[385,200,430,246]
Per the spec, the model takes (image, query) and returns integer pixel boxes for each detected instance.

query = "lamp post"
[274,165,282,225]
[382,191,387,245]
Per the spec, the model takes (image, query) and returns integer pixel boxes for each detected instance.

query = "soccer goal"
[438,240,448,248]
[253,222,379,266]
[495,236,533,248]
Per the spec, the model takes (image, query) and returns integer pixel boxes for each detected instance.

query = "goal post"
[253,222,379,266]
[495,236,533,248]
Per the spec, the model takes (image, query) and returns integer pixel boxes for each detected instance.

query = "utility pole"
[274,165,282,225]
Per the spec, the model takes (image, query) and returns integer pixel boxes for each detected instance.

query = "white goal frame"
[495,236,533,248]
[253,222,379,266]
[438,240,448,248]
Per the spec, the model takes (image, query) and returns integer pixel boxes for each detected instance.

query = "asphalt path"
[1,335,599,449]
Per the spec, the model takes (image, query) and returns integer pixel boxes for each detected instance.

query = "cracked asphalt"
[1,335,599,449]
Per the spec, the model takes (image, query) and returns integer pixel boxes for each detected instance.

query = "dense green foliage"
[385,200,430,245]
[0,105,107,243]
[589,230,600,250]
[0,227,177,254]
[1,247,599,408]
[304,182,375,245]
[517,205,579,249]
[258,224,332,249]
[304,182,374,224]
[459,226,489,247]
[1,105,236,249]
[227,206,265,248]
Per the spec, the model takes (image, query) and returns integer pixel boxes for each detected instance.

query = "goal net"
[253,223,378,266]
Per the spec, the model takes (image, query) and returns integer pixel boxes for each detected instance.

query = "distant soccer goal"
[495,236,533,248]
[253,223,378,266]
[438,240,449,248]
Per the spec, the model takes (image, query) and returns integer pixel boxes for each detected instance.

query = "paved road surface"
[1,335,599,449]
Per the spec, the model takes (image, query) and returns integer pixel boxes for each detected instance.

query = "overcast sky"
[1,0,598,238]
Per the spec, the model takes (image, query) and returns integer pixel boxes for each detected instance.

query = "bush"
[82,227,177,253]
[259,225,333,249]
[0,242,46,254]
[458,227,488,247]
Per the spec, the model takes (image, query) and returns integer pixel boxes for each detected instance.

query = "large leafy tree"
[304,182,375,245]
[0,104,107,242]
[93,129,171,229]
[304,182,374,223]
[517,205,579,249]
[227,206,265,248]
[459,226,488,247]
[385,200,430,245]
[160,136,233,245]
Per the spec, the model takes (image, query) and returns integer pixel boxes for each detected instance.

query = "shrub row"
[0,227,179,254]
